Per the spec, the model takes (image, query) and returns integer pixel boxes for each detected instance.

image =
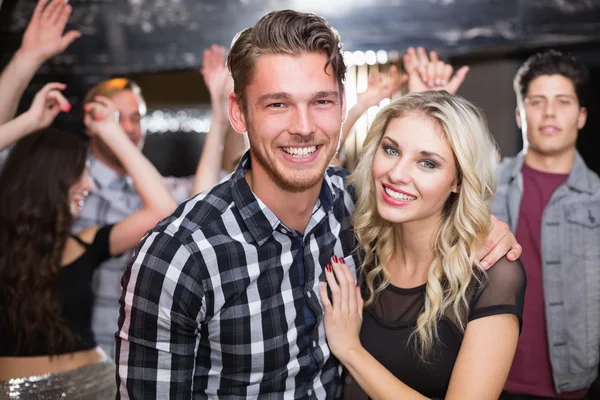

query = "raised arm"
[0,82,70,151]
[191,44,242,194]
[0,0,80,125]
[337,66,407,163]
[84,97,176,255]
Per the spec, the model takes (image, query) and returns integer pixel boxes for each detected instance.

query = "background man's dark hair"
[513,49,591,107]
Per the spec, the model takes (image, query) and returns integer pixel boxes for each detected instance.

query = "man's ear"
[515,107,522,129]
[228,92,248,134]
[577,106,588,130]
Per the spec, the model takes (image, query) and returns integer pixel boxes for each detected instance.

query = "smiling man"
[115,10,521,399]
[492,50,600,400]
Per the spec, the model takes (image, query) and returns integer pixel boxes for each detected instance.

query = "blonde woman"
[319,91,526,399]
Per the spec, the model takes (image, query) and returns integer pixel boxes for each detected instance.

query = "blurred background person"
[0,83,176,398]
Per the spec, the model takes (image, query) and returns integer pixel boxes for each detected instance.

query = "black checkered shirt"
[116,153,358,399]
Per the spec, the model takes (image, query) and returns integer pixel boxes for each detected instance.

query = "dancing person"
[0,83,176,398]
[0,0,80,167]
[72,44,245,357]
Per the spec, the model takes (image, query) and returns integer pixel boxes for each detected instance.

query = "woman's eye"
[383,146,398,156]
[419,160,436,169]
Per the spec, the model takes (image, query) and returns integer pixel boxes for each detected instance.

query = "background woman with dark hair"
[0,83,176,398]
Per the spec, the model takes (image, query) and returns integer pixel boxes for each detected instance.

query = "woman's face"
[68,168,94,219]
[371,113,458,227]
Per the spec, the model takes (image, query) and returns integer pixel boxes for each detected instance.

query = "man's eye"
[316,100,333,105]
[269,103,285,108]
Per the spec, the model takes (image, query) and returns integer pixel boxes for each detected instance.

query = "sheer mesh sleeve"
[468,257,526,331]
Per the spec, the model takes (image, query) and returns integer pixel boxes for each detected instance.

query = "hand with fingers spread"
[477,214,522,270]
[319,255,364,363]
[19,0,81,64]
[403,47,469,94]
[24,82,71,130]
[357,65,408,109]
[200,44,233,119]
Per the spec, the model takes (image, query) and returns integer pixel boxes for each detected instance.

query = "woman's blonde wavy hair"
[350,90,498,360]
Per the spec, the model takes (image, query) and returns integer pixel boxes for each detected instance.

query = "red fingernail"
[341,258,346,264]
[63,104,71,112]
[326,264,331,272]
[83,104,90,111]
[333,255,338,263]
[94,114,100,120]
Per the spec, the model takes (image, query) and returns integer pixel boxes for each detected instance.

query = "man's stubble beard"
[247,136,335,193]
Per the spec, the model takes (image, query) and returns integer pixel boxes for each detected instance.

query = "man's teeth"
[282,146,317,158]
[384,186,416,201]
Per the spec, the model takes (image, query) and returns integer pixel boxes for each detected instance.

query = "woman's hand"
[25,82,70,131]
[83,96,121,137]
[319,255,364,364]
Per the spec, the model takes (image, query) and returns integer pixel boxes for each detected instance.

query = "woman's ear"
[451,182,460,193]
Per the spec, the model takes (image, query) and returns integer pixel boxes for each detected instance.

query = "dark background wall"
[1,0,600,175]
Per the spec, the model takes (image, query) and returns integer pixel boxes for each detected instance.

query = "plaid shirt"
[71,156,193,358]
[116,153,358,399]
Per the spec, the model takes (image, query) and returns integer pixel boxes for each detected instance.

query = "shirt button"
[312,340,317,348]
[307,291,312,298]
[307,388,313,396]
[279,227,288,234]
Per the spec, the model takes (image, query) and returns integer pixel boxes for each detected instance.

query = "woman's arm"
[0,82,70,151]
[445,314,519,399]
[84,97,177,256]
[319,256,427,400]
[0,0,79,125]
[320,257,519,400]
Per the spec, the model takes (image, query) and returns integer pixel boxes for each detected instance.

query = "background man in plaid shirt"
[116,10,522,399]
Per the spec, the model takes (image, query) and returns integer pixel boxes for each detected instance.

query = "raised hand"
[319,255,364,362]
[357,65,408,108]
[83,96,121,137]
[404,47,469,94]
[19,0,81,64]
[25,82,70,130]
[200,44,233,116]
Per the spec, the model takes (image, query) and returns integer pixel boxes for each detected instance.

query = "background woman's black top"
[0,225,114,356]
[344,257,526,399]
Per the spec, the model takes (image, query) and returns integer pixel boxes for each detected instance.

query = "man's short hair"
[513,49,590,107]
[227,9,346,111]
[83,78,146,115]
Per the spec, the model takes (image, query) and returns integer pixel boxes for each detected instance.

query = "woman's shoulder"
[61,226,103,267]
[470,256,526,311]
[484,257,526,289]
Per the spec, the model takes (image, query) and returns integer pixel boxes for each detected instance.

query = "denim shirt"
[71,156,194,358]
[491,151,600,392]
